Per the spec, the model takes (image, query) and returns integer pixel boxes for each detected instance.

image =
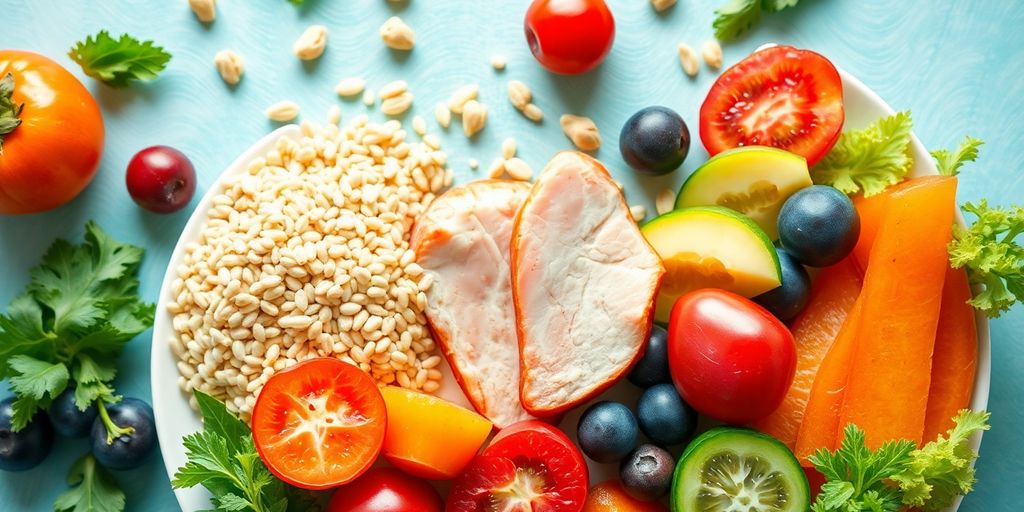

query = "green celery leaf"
[812,111,914,197]
[713,0,762,40]
[73,354,116,385]
[0,294,55,379]
[54,453,125,512]
[194,390,250,455]
[73,380,118,411]
[68,31,171,88]
[9,395,40,432]
[932,136,983,177]
[216,494,253,511]
[763,0,800,11]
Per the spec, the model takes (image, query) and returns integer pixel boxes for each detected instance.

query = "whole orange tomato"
[0,50,104,214]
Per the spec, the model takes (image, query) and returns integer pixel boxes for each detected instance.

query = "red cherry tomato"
[699,45,844,167]
[327,468,443,512]
[667,289,796,424]
[251,358,386,490]
[524,0,615,74]
[447,420,588,512]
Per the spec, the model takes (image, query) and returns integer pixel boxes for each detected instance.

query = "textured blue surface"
[1,0,1021,510]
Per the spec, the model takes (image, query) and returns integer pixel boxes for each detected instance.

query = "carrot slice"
[793,297,863,464]
[750,258,862,449]
[838,176,957,449]
[851,176,950,272]
[923,265,978,441]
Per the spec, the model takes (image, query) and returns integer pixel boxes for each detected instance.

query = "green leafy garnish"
[808,424,915,511]
[948,200,1024,317]
[68,31,171,87]
[0,73,23,152]
[54,454,126,512]
[713,0,802,41]
[811,111,915,197]
[173,391,326,512]
[891,410,990,511]
[811,411,990,512]
[933,136,984,177]
[0,223,153,512]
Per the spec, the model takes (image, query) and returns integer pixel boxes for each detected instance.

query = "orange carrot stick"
[751,258,862,450]
[923,265,978,441]
[838,176,957,449]
[794,297,863,465]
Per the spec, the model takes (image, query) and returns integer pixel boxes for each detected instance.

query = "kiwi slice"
[671,427,809,512]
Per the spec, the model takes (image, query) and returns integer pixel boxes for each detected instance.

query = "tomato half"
[251,358,386,490]
[667,289,796,424]
[0,51,104,214]
[447,420,589,512]
[327,468,443,512]
[524,0,615,74]
[699,45,844,167]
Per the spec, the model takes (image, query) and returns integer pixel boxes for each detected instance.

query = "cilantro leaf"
[891,410,990,511]
[0,293,54,379]
[811,111,915,197]
[713,0,762,41]
[933,136,984,177]
[948,200,1024,317]
[68,31,171,87]
[9,356,68,400]
[808,423,915,511]
[195,389,249,455]
[54,454,125,512]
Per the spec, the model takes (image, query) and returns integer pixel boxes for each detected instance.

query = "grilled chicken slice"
[411,180,535,428]
[511,152,664,416]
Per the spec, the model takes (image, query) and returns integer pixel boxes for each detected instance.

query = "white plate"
[152,69,991,512]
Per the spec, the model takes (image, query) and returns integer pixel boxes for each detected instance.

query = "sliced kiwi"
[671,427,809,512]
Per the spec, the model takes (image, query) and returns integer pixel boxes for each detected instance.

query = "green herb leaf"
[891,410,990,511]
[812,111,915,197]
[68,31,171,87]
[0,72,24,152]
[933,136,984,177]
[54,454,125,512]
[195,390,249,454]
[948,200,1024,317]
[763,0,800,11]
[8,355,68,400]
[808,423,915,511]
[0,294,52,380]
[713,0,762,40]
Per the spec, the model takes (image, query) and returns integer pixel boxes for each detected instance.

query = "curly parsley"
[810,111,915,197]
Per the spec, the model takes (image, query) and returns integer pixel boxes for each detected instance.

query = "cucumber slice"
[640,206,782,324]
[675,146,812,239]
[671,427,809,512]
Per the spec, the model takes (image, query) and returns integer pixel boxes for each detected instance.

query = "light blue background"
[1,0,1020,510]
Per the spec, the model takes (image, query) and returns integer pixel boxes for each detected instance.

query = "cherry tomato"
[447,420,588,512]
[327,468,443,512]
[667,289,797,424]
[0,51,104,214]
[699,45,844,167]
[126,145,196,214]
[524,0,615,74]
[251,358,386,490]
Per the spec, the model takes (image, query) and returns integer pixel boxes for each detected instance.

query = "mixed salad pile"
[0,1,1021,512]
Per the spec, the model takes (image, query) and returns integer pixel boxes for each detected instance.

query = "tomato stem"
[97,397,135,445]
[0,73,24,152]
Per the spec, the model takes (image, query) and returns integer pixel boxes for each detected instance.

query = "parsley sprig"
[173,391,326,512]
[713,0,802,41]
[69,31,171,87]
[810,410,990,512]
[54,454,126,512]
[949,200,1024,317]
[0,222,154,512]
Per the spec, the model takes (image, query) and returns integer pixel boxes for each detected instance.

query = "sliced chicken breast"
[411,179,535,428]
[511,152,664,416]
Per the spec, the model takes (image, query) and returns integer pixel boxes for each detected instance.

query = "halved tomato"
[251,358,387,490]
[447,420,588,512]
[699,45,844,167]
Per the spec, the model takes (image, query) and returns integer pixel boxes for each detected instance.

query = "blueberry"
[91,398,156,470]
[628,325,671,388]
[577,401,639,463]
[0,396,53,472]
[619,106,690,175]
[48,387,98,438]
[778,185,860,267]
[636,383,697,446]
[619,444,674,501]
[753,247,812,321]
